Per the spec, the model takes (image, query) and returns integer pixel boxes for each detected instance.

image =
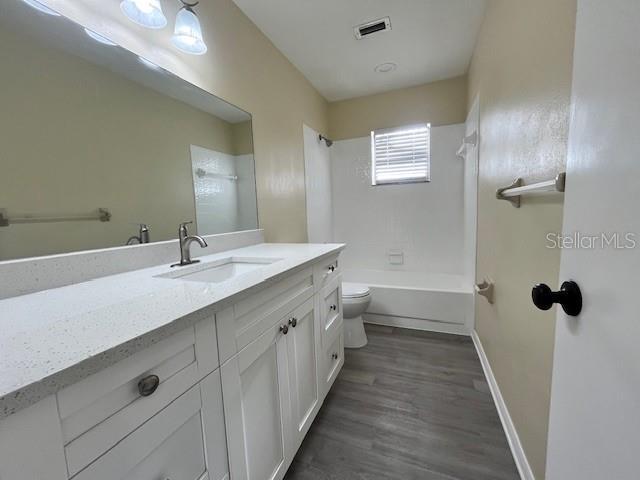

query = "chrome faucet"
[126,224,150,245]
[171,221,208,267]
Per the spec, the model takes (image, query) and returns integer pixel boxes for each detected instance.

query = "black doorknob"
[532,281,582,316]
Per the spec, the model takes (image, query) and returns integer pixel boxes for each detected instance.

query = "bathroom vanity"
[0,243,344,480]
[0,4,346,479]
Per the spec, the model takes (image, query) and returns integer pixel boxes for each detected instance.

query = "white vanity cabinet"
[221,295,324,480]
[56,317,227,480]
[286,297,322,449]
[0,396,69,480]
[71,372,227,480]
[220,317,294,480]
[0,316,228,480]
[219,255,342,480]
[0,251,343,480]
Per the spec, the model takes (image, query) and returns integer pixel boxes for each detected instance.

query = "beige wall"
[41,0,328,243]
[328,75,467,140]
[0,25,250,260]
[468,1,576,477]
[232,121,255,156]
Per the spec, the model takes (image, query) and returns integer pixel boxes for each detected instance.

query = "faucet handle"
[130,222,150,229]
[178,221,193,234]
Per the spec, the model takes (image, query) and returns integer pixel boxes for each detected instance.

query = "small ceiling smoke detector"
[354,17,391,39]
[374,62,397,73]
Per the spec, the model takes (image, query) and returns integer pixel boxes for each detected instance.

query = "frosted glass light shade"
[120,0,167,29]
[171,7,207,55]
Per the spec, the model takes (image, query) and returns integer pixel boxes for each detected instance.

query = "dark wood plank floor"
[284,324,519,480]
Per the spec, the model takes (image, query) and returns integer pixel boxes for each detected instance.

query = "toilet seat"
[342,282,370,299]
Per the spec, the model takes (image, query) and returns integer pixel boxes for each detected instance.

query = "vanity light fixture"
[171,1,207,55]
[21,0,60,16]
[120,0,167,29]
[84,28,117,46]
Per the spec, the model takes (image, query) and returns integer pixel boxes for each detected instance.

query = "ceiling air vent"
[354,17,391,39]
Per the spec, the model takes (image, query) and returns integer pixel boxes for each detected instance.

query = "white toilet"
[341,282,372,348]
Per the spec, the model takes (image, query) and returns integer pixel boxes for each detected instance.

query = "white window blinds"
[371,124,431,185]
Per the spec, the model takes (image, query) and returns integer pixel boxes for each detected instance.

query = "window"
[371,124,431,185]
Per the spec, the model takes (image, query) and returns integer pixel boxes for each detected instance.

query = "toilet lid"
[342,282,370,298]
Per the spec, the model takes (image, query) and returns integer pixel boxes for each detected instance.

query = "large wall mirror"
[0,2,258,261]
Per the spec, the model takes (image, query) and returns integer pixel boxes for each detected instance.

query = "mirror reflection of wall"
[0,2,257,261]
[191,140,258,236]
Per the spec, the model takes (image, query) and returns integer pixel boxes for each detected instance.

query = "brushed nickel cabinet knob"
[137,374,160,397]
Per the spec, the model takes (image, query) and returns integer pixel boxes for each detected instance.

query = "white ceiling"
[232,0,487,101]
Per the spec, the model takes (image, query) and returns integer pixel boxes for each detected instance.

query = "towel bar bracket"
[496,178,524,208]
[496,172,565,208]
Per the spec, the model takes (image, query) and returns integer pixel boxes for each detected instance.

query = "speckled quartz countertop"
[0,243,344,418]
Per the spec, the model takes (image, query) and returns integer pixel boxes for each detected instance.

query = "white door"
[221,322,293,480]
[545,1,640,478]
[285,297,321,450]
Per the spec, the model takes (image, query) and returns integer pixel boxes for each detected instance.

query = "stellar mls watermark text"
[546,232,636,249]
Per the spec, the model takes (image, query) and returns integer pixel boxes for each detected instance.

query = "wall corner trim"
[471,330,535,480]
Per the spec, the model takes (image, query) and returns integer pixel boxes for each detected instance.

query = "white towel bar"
[195,168,238,181]
[0,208,111,227]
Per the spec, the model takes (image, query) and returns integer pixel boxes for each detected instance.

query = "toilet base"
[344,315,368,348]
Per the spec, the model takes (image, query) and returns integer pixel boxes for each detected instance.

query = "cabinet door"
[73,377,226,480]
[320,276,343,346]
[322,330,345,399]
[0,396,67,480]
[286,297,321,450]
[221,321,293,480]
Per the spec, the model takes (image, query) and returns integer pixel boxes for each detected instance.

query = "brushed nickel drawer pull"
[137,374,160,397]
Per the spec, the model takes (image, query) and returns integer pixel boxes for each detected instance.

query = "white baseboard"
[364,313,470,336]
[471,331,534,480]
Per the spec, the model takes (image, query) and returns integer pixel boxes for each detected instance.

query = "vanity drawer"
[322,330,344,397]
[58,318,219,476]
[217,267,314,362]
[313,254,341,291]
[320,276,343,346]
[72,372,228,480]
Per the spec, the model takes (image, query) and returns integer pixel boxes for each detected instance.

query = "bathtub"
[342,269,474,335]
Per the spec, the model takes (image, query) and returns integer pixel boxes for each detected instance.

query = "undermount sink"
[157,257,282,284]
